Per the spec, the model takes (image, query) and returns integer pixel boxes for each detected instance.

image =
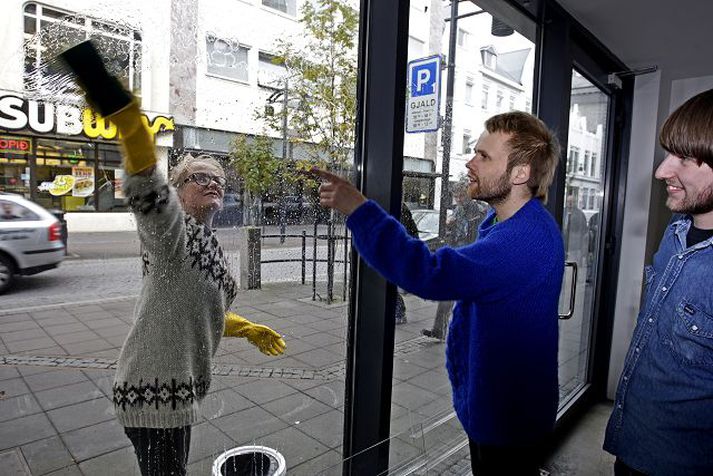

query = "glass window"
[34,138,96,212]
[398,0,537,469]
[258,52,287,89]
[584,150,591,176]
[462,131,472,154]
[0,199,40,221]
[23,2,142,97]
[206,33,249,82]
[263,0,297,16]
[457,28,469,48]
[465,79,474,105]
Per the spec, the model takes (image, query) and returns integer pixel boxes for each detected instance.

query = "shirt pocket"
[670,298,713,367]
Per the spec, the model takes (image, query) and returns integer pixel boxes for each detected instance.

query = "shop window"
[263,0,297,16]
[23,2,142,97]
[481,81,490,109]
[206,33,249,82]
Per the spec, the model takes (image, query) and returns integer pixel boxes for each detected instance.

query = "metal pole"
[312,221,318,300]
[438,0,459,238]
[327,220,334,304]
[343,228,348,302]
[280,79,289,244]
[301,230,306,285]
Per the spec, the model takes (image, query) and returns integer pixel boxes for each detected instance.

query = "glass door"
[558,69,611,407]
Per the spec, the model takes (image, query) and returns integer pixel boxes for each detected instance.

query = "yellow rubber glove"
[224,312,286,356]
[108,101,157,175]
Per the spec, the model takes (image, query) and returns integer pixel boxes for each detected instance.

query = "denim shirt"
[604,216,713,475]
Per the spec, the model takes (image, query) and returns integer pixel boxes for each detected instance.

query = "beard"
[468,170,512,205]
[667,183,713,215]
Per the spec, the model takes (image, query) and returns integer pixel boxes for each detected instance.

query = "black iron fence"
[260,221,350,304]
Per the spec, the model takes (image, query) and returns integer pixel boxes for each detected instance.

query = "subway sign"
[0,94,174,141]
[0,135,32,153]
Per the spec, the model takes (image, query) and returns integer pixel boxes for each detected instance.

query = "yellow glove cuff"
[223,311,251,337]
[109,101,156,175]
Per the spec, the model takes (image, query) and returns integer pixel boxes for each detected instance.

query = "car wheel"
[0,254,16,294]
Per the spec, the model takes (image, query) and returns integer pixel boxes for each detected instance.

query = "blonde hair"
[169,153,225,188]
[485,111,560,202]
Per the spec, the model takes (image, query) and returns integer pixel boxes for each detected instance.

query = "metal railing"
[260,221,350,304]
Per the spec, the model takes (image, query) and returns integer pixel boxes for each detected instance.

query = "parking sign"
[406,55,441,133]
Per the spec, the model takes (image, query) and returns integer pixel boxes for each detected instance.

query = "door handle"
[559,261,578,320]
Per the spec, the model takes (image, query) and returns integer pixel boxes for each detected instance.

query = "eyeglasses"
[184,172,227,188]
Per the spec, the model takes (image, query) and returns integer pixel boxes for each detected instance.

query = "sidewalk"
[0,283,455,475]
[66,225,337,260]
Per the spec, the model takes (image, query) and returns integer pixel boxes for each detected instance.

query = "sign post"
[406,55,442,133]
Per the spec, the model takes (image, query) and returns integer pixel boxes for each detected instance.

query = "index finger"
[310,167,345,184]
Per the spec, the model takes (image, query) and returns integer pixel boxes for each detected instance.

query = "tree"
[230,135,279,225]
[257,0,359,173]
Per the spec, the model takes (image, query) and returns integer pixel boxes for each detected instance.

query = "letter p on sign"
[410,61,437,97]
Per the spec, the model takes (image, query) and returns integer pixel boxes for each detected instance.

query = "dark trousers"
[469,439,543,476]
[125,426,192,476]
[614,458,648,476]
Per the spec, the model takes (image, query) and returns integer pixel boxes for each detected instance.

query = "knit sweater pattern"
[347,199,564,445]
[112,171,237,429]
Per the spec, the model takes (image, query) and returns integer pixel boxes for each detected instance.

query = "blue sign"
[410,61,437,97]
[406,55,441,133]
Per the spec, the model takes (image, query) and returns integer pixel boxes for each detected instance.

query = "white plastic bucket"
[212,445,287,476]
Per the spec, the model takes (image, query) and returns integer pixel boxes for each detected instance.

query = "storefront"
[0,92,174,231]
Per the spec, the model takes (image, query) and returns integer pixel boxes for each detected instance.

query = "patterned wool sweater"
[112,171,237,428]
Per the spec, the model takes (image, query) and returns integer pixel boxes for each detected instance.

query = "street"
[2,244,344,311]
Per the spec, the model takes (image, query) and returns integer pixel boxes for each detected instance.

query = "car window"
[0,200,40,221]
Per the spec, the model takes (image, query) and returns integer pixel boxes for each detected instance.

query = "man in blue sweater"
[315,111,564,475]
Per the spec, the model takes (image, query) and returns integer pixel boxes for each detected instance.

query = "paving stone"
[0,413,56,450]
[289,449,342,476]
[6,337,57,353]
[78,446,139,475]
[0,448,31,475]
[234,379,298,405]
[187,422,236,464]
[0,377,31,398]
[0,393,42,422]
[23,369,88,392]
[262,393,331,425]
[212,406,289,442]
[21,436,75,475]
[47,397,115,433]
[295,410,343,449]
[61,419,130,462]
[200,389,253,421]
[248,426,329,469]
[44,464,83,476]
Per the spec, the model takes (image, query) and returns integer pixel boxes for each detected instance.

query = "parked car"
[213,192,243,228]
[0,193,65,294]
[411,208,453,251]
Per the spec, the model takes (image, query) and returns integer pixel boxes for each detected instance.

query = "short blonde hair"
[169,153,225,188]
[485,111,560,202]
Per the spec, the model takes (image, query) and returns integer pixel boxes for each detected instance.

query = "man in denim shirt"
[604,88,713,475]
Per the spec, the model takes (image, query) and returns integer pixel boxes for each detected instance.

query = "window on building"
[262,0,297,16]
[496,90,504,111]
[457,28,469,48]
[588,189,595,209]
[462,131,472,155]
[569,146,580,174]
[481,82,490,109]
[509,95,515,111]
[23,3,142,97]
[258,52,287,89]
[206,33,249,82]
[581,188,589,210]
[591,152,598,176]
[465,79,474,106]
[583,151,591,176]
[480,46,497,69]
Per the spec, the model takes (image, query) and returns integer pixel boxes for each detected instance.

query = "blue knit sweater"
[347,199,564,445]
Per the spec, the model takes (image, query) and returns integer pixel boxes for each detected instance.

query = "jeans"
[469,439,542,476]
[125,426,192,476]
